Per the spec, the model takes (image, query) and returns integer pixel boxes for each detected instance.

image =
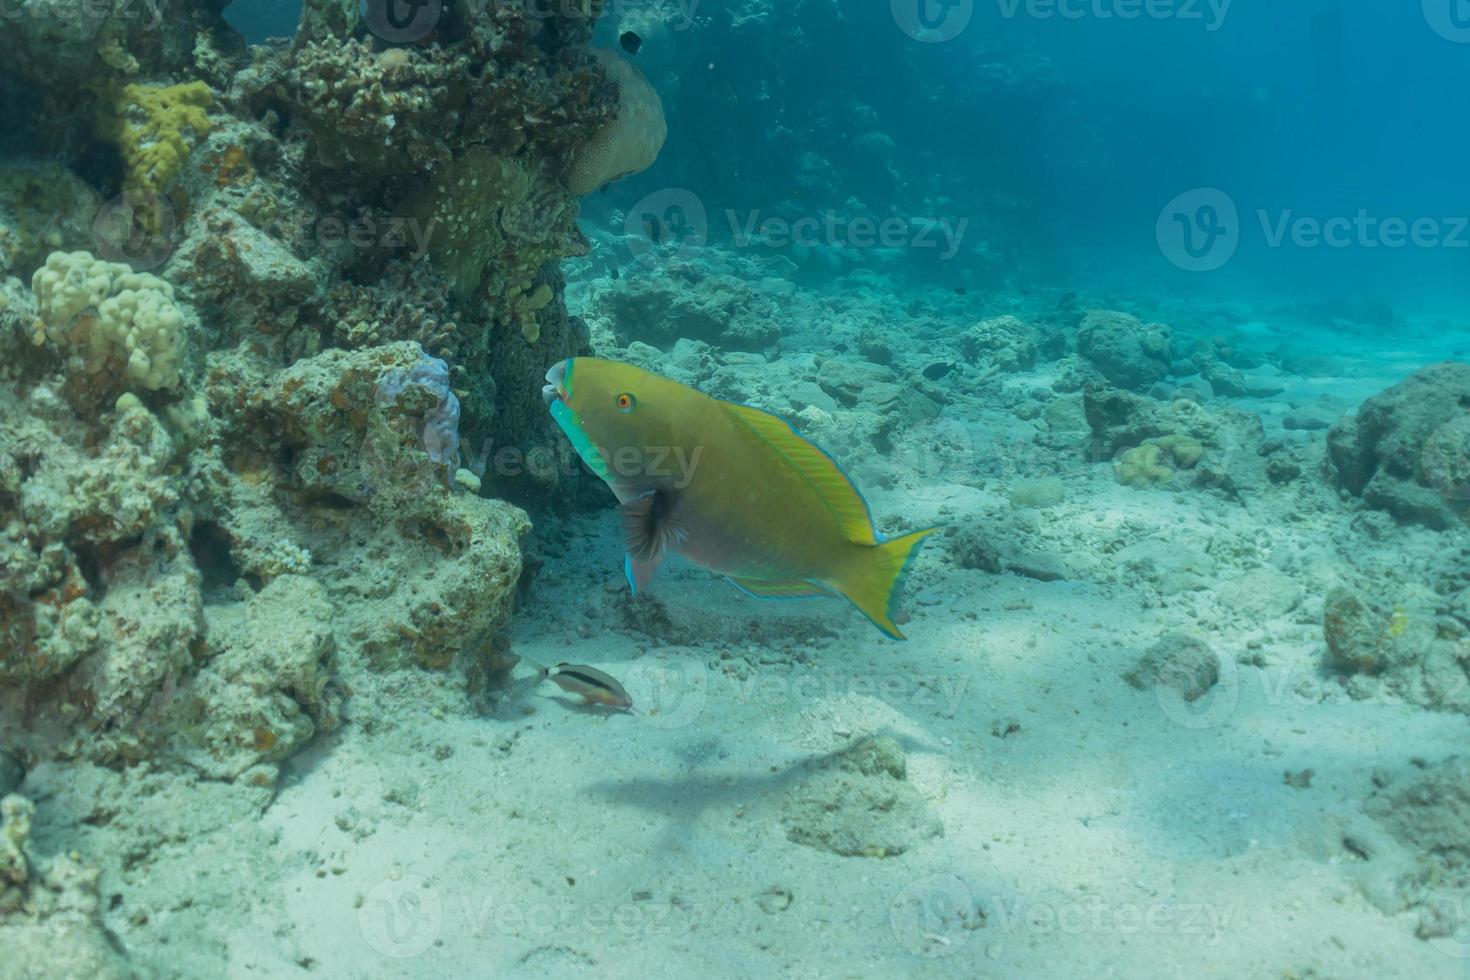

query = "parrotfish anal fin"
[621,490,683,595]
[728,577,834,600]
[722,402,877,546]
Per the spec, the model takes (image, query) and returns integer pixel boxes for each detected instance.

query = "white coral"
[31,250,187,391]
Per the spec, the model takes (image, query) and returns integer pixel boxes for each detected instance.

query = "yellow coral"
[1115,435,1205,488]
[97,81,213,198]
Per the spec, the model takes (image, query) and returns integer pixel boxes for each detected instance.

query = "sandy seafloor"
[20,261,1470,980]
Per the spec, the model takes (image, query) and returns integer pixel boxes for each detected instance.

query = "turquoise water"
[1,2,1468,978]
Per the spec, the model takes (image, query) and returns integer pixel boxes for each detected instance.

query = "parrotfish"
[542,357,935,639]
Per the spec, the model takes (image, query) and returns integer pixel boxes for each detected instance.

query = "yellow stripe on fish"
[543,357,935,639]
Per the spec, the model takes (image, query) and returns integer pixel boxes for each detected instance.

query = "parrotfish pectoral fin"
[727,577,835,600]
[832,527,938,641]
[624,553,663,595]
[620,489,683,595]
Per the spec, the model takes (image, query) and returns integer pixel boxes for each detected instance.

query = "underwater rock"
[172,576,337,781]
[1084,384,1266,494]
[780,737,941,858]
[1125,632,1220,701]
[347,493,530,672]
[595,265,782,352]
[957,315,1038,373]
[1327,361,1470,529]
[167,204,320,331]
[0,754,22,799]
[1007,476,1066,509]
[1361,758,1470,942]
[0,163,101,280]
[1076,310,1172,390]
[0,794,132,980]
[216,341,454,508]
[1323,583,1469,711]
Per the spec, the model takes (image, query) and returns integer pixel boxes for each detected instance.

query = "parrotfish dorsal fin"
[722,401,878,546]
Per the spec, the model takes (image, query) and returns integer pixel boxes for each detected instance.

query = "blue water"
[571,0,1470,316]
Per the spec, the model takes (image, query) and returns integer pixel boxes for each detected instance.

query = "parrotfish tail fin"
[833,528,937,641]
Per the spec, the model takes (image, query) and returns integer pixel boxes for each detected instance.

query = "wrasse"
[543,663,633,712]
[543,357,935,639]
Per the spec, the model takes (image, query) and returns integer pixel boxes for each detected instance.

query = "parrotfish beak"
[542,359,570,407]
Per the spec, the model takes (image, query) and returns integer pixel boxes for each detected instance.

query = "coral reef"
[1327,361,1470,529]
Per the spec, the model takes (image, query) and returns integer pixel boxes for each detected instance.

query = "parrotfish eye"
[615,392,637,413]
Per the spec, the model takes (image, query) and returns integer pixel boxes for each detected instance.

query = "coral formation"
[97,82,213,200]
[1114,434,1205,488]
[566,49,668,195]
[31,251,190,394]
